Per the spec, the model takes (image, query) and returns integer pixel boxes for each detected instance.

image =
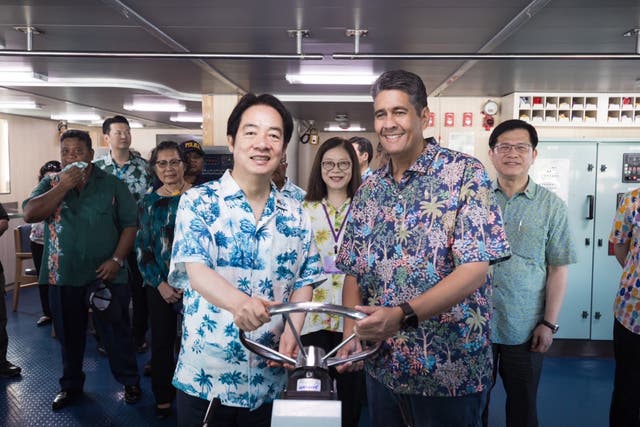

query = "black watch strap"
[399,302,419,329]
[538,319,559,334]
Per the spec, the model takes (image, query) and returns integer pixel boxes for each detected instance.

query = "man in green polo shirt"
[23,129,142,411]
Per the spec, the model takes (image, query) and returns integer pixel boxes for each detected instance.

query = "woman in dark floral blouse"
[136,140,191,419]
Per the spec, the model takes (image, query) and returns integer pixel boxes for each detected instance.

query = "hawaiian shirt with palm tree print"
[168,171,324,409]
[336,138,511,397]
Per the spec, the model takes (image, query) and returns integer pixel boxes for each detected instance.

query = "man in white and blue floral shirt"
[169,93,323,427]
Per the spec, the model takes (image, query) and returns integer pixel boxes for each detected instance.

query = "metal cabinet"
[531,141,640,340]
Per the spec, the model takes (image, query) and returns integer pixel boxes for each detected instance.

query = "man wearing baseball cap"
[179,140,208,186]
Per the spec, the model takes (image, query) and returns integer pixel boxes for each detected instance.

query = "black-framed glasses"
[493,143,532,154]
[321,160,352,171]
[155,159,182,168]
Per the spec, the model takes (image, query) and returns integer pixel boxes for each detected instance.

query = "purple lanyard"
[322,202,351,254]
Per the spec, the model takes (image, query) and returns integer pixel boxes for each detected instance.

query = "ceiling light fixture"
[0,70,48,82]
[0,100,41,109]
[51,113,101,122]
[323,124,366,132]
[285,72,378,85]
[275,94,371,103]
[123,101,186,112]
[169,113,202,123]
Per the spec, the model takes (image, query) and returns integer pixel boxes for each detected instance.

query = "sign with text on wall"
[428,112,435,127]
[530,158,570,205]
[448,132,475,156]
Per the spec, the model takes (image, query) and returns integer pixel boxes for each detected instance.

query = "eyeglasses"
[321,160,352,171]
[155,159,182,169]
[493,143,532,154]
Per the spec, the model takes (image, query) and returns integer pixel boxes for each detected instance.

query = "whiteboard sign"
[531,158,570,204]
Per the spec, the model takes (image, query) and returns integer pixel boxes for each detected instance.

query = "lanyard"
[322,202,351,254]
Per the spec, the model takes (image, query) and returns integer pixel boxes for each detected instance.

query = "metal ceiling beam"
[100,0,248,94]
[1,51,635,60]
[0,50,324,60]
[332,53,640,60]
[426,0,553,97]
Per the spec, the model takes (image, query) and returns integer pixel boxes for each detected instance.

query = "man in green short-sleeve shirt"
[23,130,142,411]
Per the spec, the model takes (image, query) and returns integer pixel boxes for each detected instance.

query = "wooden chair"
[13,224,39,312]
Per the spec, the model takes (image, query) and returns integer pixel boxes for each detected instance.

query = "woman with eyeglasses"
[30,160,62,327]
[301,137,363,427]
[135,140,191,419]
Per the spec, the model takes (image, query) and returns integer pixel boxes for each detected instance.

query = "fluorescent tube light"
[0,100,41,109]
[170,113,202,123]
[323,125,367,132]
[51,113,102,122]
[286,73,378,85]
[123,102,186,112]
[0,71,48,83]
[275,94,371,103]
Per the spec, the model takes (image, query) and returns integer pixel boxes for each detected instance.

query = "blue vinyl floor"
[1,287,615,426]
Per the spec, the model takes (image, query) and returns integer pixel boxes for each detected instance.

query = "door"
[590,142,640,340]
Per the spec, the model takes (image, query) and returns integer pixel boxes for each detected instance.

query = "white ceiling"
[0,0,638,131]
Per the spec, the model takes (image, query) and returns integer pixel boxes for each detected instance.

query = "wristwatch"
[398,302,419,329]
[538,319,559,334]
[111,256,124,268]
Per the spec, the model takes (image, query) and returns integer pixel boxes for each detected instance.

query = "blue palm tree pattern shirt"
[168,170,324,409]
[336,138,511,397]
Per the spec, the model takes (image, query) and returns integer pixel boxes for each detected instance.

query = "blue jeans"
[366,373,487,427]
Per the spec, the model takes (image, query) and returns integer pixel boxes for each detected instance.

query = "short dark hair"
[348,136,373,164]
[39,160,61,181]
[305,137,362,202]
[60,129,92,150]
[102,115,130,135]
[227,93,293,146]
[371,69,428,114]
[488,119,539,149]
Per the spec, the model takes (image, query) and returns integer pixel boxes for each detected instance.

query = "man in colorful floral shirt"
[336,70,511,427]
[23,129,141,410]
[609,188,640,427]
[95,115,152,353]
[168,93,324,427]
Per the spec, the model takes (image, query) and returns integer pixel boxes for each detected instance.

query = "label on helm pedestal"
[296,378,321,392]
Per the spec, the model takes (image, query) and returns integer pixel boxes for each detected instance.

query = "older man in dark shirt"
[23,130,141,410]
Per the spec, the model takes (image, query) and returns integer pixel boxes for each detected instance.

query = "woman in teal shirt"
[136,140,191,418]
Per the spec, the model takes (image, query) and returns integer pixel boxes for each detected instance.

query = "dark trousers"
[0,265,8,363]
[301,329,365,427]
[30,241,51,317]
[128,251,148,346]
[49,283,140,392]
[610,319,640,427]
[366,373,487,427]
[482,341,544,427]
[176,390,272,427]
[146,285,179,405]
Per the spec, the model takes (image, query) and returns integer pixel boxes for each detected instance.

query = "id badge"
[323,255,343,274]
